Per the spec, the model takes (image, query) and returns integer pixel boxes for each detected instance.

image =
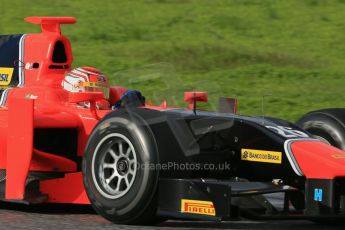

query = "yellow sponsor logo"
[332,154,345,159]
[0,67,14,86]
[83,82,107,87]
[181,199,216,216]
[99,122,110,130]
[241,148,282,164]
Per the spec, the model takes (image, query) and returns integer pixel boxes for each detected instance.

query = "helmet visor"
[83,82,109,99]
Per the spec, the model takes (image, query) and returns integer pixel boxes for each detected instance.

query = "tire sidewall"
[297,113,345,149]
[82,110,159,223]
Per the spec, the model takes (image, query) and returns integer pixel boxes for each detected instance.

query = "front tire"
[297,111,345,150]
[82,110,159,225]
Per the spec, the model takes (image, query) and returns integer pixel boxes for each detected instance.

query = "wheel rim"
[92,133,137,199]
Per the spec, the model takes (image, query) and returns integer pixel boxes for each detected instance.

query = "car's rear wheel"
[82,110,160,225]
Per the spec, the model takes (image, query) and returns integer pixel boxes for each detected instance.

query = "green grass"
[1,0,345,120]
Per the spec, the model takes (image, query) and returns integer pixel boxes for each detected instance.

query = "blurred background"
[1,0,345,121]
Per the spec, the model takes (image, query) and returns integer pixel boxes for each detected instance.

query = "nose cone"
[290,140,345,179]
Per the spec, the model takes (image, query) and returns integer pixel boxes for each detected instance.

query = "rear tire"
[82,110,160,225]
[296,112,345,150]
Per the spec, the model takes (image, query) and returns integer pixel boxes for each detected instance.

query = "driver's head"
[62,66,109,99]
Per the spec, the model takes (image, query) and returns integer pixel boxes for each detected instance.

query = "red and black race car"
[1,16,345,225]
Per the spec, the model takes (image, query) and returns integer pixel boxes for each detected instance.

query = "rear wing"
[25,16,76,34]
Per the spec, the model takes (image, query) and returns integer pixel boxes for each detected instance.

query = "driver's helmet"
[62,66,109,99]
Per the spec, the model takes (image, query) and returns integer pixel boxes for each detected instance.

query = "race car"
[297,109,345,150]
[1,16,345,225]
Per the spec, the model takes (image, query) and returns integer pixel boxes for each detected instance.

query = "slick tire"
[82,110,160,225]
[296,112,345,150]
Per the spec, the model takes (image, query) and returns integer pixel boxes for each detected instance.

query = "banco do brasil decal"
[241,148,282,164]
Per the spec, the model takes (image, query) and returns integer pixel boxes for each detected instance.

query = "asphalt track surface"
[0,202,343,230]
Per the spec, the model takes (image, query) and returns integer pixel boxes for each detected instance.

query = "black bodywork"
[144,109,300,181]
[115,107,343,221]
[0,34,25,106]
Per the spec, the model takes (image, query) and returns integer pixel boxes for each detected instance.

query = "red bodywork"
[0,17,131,203]
[291,140,345,179]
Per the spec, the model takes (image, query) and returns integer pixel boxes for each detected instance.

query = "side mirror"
[108,86,128,105]
[184,91,208,110]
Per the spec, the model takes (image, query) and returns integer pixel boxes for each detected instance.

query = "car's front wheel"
[82,110,159,225]
[297,111,345,150]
